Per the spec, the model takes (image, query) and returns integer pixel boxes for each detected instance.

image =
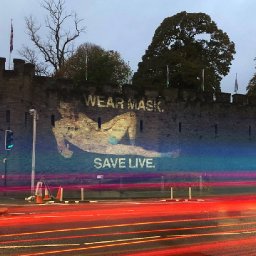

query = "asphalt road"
[1,197,256,256]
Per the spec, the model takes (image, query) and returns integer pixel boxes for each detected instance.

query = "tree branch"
[21,0,85,74]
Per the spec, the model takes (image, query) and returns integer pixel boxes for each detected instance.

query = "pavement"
[1,193,256,216]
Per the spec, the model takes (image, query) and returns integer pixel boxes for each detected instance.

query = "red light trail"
[2,198,256,255]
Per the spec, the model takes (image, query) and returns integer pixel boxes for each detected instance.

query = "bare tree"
[19,47,50,76]
[19,0,85,75]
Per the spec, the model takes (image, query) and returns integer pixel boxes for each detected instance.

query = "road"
[1,196,256,255]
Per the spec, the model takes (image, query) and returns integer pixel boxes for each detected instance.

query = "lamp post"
[29,109,37,196]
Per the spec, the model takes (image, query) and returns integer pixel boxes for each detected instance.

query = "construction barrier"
[43,187,51,201]
[25,184,90,204]
[35,182,43,204]
[56,186,63,201]
[27,181,54,203]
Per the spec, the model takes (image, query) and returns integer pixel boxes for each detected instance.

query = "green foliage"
[58,43,132,88]
[133,11,235,92]
[246,58,256,96]
[247,73,256,96]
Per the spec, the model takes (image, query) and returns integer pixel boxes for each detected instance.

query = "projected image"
[52,102,180,159]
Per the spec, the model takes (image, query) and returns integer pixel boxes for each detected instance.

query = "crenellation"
[0,57,253,106]
[103,85,121,94]
[232,94,248,105]
[24,63,35,77]
[215,92,231,103]
[122,85,137,98]
[0,57,6,77]
[181,89,197,102]
[13,58,25,75]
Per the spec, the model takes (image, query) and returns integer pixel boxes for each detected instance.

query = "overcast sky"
[1,0,256,94]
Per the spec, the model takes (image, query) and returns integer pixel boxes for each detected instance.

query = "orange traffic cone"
[43,187,51,201]
[36,193,43,204]
[35,182,43,204]
[56,186,63,201]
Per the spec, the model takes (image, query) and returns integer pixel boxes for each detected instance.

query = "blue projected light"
[108,136,118,145]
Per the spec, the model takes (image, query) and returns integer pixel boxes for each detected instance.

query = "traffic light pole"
[3,129,12,188]
[3,151,8,187]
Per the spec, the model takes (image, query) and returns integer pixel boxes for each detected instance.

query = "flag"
[234,73,238,93]
[10,20,13,53]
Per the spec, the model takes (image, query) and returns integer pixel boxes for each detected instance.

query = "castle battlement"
[0,57,255,108]
[0,58,35,78]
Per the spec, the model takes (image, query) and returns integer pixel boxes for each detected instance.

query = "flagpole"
[85,50,88,81]
[8,52,11,70]
[127,61,130,84]
[201,69,205,91]
[9,19,13,70]
[166,65,169,88]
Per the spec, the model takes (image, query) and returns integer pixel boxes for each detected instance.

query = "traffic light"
[5,130,14,150]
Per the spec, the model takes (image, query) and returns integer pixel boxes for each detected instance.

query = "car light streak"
[2,211,256,238]
[123,236,256,256]
[0,243,80,249]
[2,199,256,256]
[83,236,160,245]
[2,220,256,245]
[17,228,256,256]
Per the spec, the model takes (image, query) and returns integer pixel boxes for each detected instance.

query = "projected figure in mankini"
[52,103,180,158]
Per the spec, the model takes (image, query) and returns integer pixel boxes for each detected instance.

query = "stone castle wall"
[0,58,256,187]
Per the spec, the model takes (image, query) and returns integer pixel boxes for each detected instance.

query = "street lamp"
[29,109,38,196]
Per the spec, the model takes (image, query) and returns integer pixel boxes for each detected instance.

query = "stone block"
[13,59,25,75]
[215,92,231,103]
[24,63,35,77]
[232,94,248,105]
[162,88,178,101]
[248,96,256,105]
[0,58,6,76]
[145,90,159,98]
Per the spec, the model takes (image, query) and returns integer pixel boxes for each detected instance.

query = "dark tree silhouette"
[133,11,235,93]
[58,43,132,88]
[247,59,256,96]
